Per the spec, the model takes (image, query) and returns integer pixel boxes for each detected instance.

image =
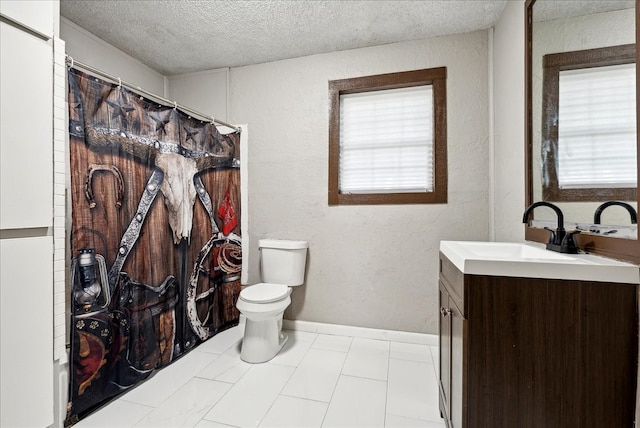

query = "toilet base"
[240,316,288,363]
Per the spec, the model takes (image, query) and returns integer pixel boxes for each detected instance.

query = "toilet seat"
[239,283,289,304]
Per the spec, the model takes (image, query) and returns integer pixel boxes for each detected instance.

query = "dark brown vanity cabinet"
[438,253,638,428]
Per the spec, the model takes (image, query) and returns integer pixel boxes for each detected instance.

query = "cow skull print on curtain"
[65,68,242,426]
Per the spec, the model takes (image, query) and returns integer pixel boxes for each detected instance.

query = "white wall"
[61,17,165,95]
[230,31,491,334]
[167,69,229,121]
[492,0,526,243]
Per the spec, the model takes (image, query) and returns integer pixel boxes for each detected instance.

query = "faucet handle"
[560,230,581,254]
[543,227,556,244]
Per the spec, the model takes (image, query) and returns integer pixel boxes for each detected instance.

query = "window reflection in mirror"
[541,45,636,202]
[531,1,637,237]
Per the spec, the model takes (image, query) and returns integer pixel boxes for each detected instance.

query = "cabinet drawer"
[439,254,464,316]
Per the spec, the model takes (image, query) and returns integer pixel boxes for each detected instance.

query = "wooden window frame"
[328,68,447,205]
[541,44,636,202]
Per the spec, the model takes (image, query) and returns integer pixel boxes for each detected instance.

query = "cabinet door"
[0,0,54,38]
[0,236,54,427]
[438,281,451,420]
[450,297,465,428]
[0,21,53,229]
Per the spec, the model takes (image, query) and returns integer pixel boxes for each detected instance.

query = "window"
[541,44,636,202]
[328,68,447,205]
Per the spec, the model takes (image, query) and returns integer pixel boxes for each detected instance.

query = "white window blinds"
[339,85,433,194]
[557,63,637,189]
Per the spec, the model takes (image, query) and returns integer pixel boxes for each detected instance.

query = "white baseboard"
[282,319,438,346]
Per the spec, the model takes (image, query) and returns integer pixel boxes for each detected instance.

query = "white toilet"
[236,239,308,363]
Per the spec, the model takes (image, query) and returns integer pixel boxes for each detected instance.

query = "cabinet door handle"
[440,307,452,317]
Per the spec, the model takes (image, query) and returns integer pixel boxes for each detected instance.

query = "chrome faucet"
[522,201,579,254]
[593,201,637,225]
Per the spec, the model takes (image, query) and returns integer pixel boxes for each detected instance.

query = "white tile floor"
[75,326,446,428]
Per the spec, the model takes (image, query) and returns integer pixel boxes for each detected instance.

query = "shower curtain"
[65,68,242,425]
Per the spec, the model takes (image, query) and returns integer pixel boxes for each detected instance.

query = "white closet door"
[0,6,55,427]
[0,21,53,230]
[1,236,54,427]
[0,0,54,38]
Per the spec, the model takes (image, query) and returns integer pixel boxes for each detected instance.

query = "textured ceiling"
[60,0,508,76]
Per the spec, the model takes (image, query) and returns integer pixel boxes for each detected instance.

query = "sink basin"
[440,241,639,283]
[447,241,580,261]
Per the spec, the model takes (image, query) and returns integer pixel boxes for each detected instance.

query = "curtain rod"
[65,55,240,132]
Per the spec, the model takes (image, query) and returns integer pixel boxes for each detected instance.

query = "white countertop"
[439,240,640,284]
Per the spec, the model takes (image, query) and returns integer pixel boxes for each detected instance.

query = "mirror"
[525,0,640,263]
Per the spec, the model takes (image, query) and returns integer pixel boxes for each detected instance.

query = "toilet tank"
[259,239,308,286]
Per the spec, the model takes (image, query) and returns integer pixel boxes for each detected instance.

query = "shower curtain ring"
[173,101,177,110]
[117,77,122,87]
[69,56,74,68]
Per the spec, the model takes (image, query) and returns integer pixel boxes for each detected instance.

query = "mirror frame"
[524,0,640,264]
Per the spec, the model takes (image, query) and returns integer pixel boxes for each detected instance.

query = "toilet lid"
[239,283,290,303]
